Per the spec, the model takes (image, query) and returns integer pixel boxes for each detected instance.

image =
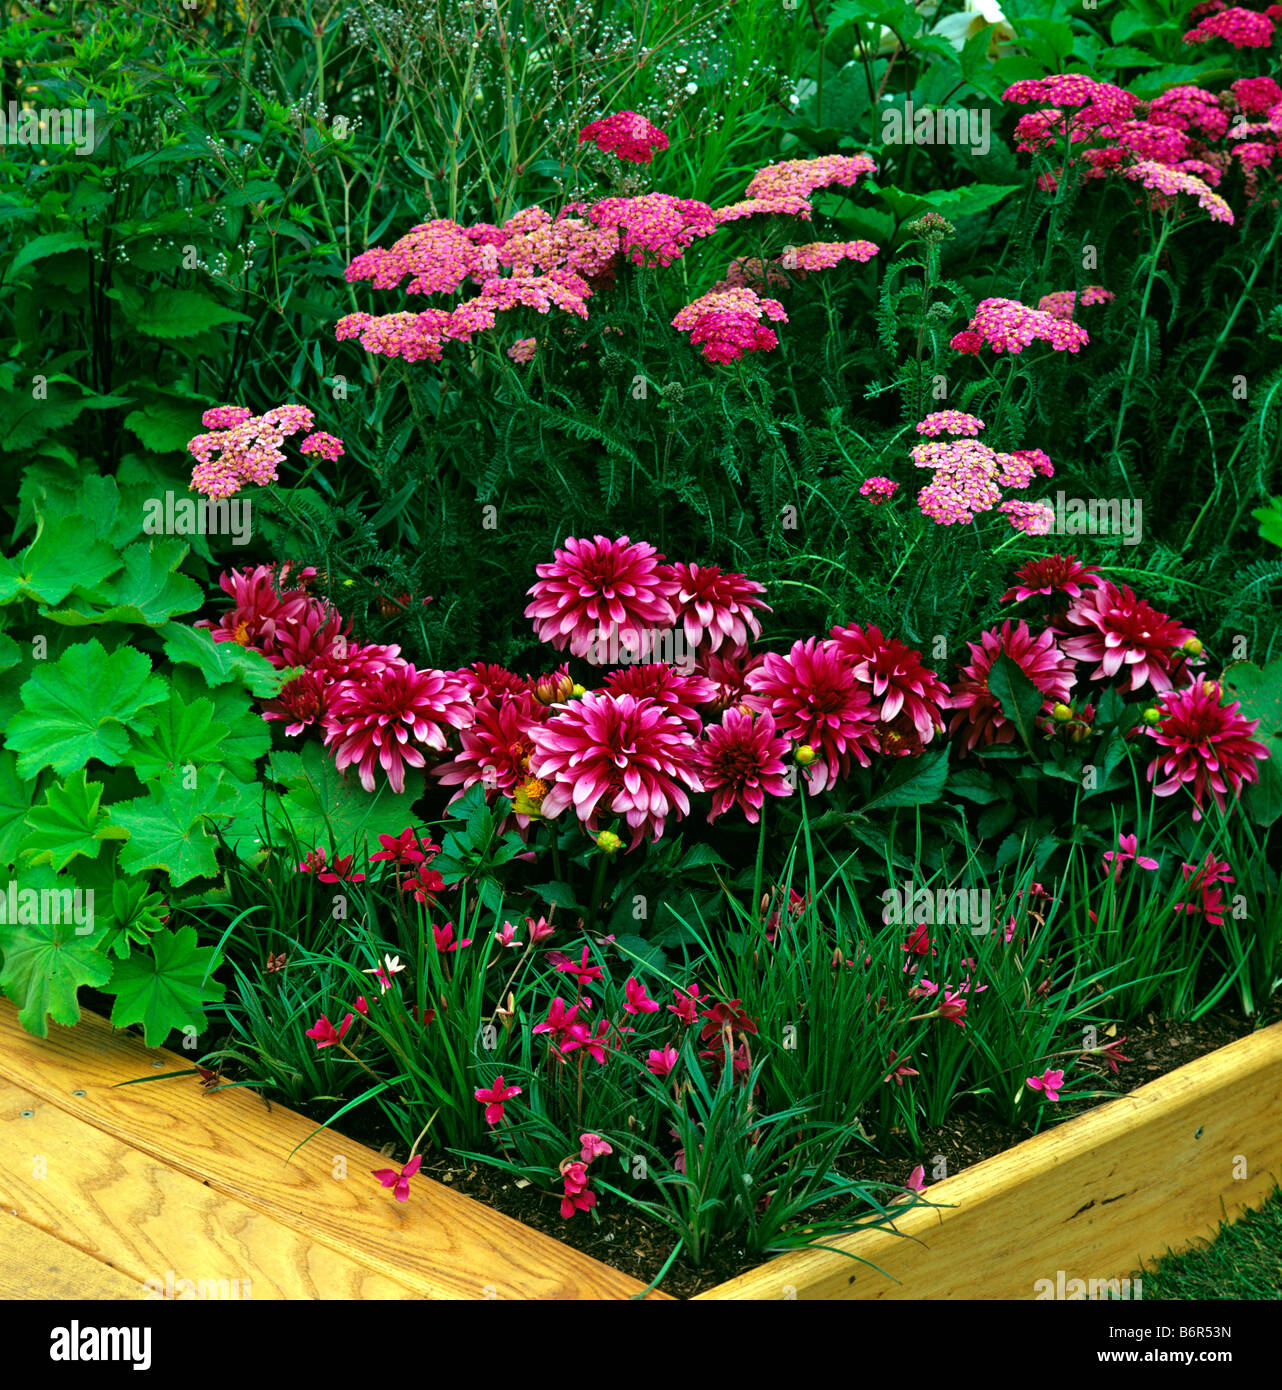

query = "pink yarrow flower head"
[1123,160,1235,224]
[1059,582,1196,694]
[475,1076,522,1125]
[525,534,679,661]
[506,337,537,363]
[782,239,880,270]
[697,707,793,823]
[916,410,985,437]
[528,691,704,847]
[860,476,900,505]
[947,620,1075,754]
[1036,286,1114,321]
[1144,680,1269,820]
[322,660,475,793]
[578,110,669,163]
[964,298,1090,354]
[662,562,771,656]
[586,193,718,266]
[671,287,788,365]
[299,431,345,461]
[371,1153,422,1203]
[1233,76,1282,114]
[1001,554,1102,604]
[828,623,950,749]
[999,500,1056,536]
[745,638,879,793]
[745,153,878,201]
[1027,1068,1065,1101]
[187,403,316,498]
[1183,6,1276,46]
[1102,833,1160,879]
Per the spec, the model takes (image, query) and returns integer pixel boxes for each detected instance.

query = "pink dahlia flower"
[1001,554,1102,604]
[662,562,771,656]
[697,707,793,823]
[528,692,703,847]
[828,624,950,747]
[323,661,475,793]
[525,534,679,661]
[744,638,879,793]
[1059,582,1195,694]
[194,564,317,661]
[695,650,767,713]
[947,621,1075,754]
[459,662,531,703]
[1144,680,1269,820]
[434,692,550,825]
[603,663,717,733]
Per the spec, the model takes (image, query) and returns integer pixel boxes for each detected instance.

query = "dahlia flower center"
[233,620,251,646]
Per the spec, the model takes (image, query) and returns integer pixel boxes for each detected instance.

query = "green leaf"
[987,653,1045,754]
[0,751,37,868]
[1252,497,1282,549]
[123,694,231,781]
[3,232,93,283]
[862,746,950,810]
[108,772,242,886]
[611,932,666,976]
[40,539,203,627]
[1222,658,1282,739]
[18,768,126,870]
[673,843,729,873]
[6,640,168,778]
[104,925,225,1047]
[169,667,272,782]
[527,880,581,911]
[1243,736,1282,827]
[946,768,1003,804]
[124,395,208,454]
[0,515,123,607]
[130,290,252,340]
[267,742,424,858]
[100,878,170,959]
[0,865,111,1037]
[158,621,290,698]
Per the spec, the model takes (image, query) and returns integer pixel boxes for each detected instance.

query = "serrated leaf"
[0,515,123,606]
[674,843,729,873]
[3,231,93,283]
[169,666,271,782]
[18,768,126,870]
[123,694,231,781]
[104,924,225,1046]
[124,397,209,453]
[986,652,1044,754]
[0,393,89,450]
[131,290,252,340]
[108,772,242,886]
[0,750,36,868]
[0,865,111,1036]
[158,621,290,697]
[862,746,950,810]
[42,539,203,627]
[7,640,168,778]
[267,742,423,858]
[946,767,1003,804]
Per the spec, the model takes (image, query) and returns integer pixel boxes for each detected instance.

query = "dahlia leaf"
[40,540,203,627]
[674,843,729,872]
[104,925,225,1047]
[527,880,581,911]
[6,640,169,778]
[18,769,127,871]
[159,621,290,698]
[108,773,243,886]
[0,515,123,608]
[944,769,1003,804]
[986,653,1043,754]
[864,747,950,810]
[267,742,423,857]
[123,694,232,781]
[0,865,112,1037]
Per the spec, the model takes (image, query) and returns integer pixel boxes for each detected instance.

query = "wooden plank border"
[696,1021,1282,1299]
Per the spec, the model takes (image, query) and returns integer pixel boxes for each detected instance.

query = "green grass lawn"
[1135,1188,1282,1299]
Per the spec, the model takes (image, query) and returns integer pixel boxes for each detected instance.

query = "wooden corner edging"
[695,1021,1282,1299]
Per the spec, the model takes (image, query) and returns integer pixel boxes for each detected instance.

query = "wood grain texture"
[0,1078,410,1299]
[0,1210,143,1300]
[697,1021,1282,1299]
[0,1001,669,1300]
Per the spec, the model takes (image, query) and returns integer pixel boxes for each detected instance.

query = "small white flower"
[685,81,698,95]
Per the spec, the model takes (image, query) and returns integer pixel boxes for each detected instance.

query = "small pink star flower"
[623,977,660,1014]
[1102,833,1160,880]
[474,1075,522,1125]
[371,1153,422,1202]
[305,1012,354,1049]
[647,1046,679,1077]
[1027,1068,1065,1101]
[579,1133,613,1163]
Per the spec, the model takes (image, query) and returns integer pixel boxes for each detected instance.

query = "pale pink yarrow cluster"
[671,287,788,365]
[299,431,345,462]
[202,405,253,428]
[745,153,878,201]
[1123,160,1235,224]
[1183,6,1276,46]
[188,403,316,499]
[713,194,814,225]
[860,476,900,505]
[501,213,618,282]
[586,194,719,266]
[507,337,538,363]
[783,240,880,270]
[999,500,1056,535]
[335,308,455,363]
[344,219,485,296]
[1148,86,1232,140]
[916,410,984,437]
[1036,286,1115,320]
[965,298,1091,354]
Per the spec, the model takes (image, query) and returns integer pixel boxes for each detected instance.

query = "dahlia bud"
[733,702,754,718]
[1141,706,1162,726]
[1068,722,1092,743]
[1202,681,1220,699]
[570,682,587,698]
[794,744,817,766]
[1051,702,1073,723]
[1182,637,1203,657]
[595,830,623,855]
